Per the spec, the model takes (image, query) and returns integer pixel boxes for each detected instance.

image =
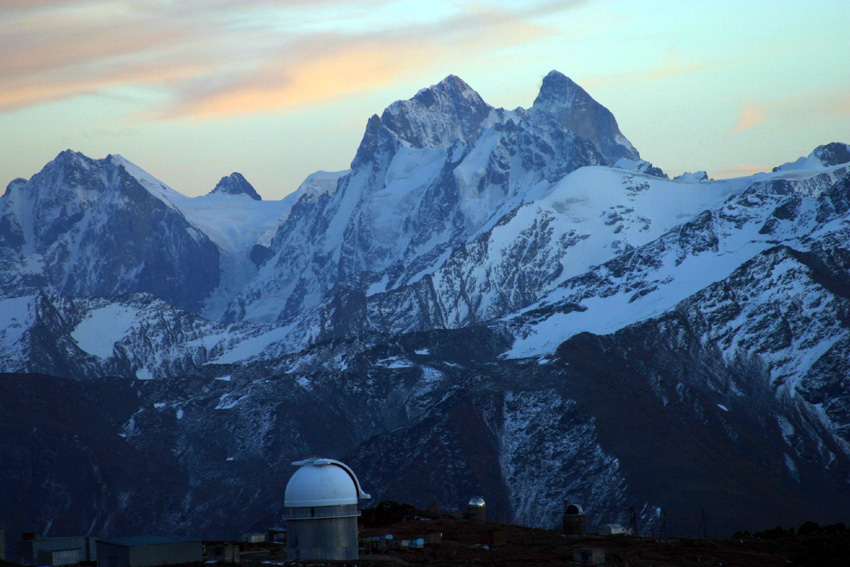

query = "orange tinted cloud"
[168,2,571,119]
[159,2,571,119]
[0,0,586,119]
[830,91,850,117]
[0,0,236,111]
[733,103,768,132]
[173,41,432,118]
[0,61,210,111]
[731,89,850,135]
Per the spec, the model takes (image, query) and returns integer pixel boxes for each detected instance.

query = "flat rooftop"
[97,536,200,548]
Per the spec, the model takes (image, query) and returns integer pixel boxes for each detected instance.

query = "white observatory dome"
[468,497,486,508]
[284,458,370,508]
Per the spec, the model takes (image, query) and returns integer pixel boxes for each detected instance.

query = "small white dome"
[284,458,370,508]
[468,497,486,508]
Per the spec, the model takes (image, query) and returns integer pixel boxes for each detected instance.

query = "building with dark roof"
[18,534,97,565]
[96,536,201,567]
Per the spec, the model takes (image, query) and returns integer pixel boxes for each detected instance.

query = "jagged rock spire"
[210,172,261,200]
[532,70,639,163]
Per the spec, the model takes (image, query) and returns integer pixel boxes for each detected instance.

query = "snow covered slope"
[506,153,850,358]
[118,160,346,320]
[223,71,629,324]
[220,152,845,354]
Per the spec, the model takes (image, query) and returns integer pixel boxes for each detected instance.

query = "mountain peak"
[56,148,84,161]
[813,142,850,167]
[535,70,582,104]
[433,74,476,96]
[772,142,850,173]
[531,70,639,163]
[377,75,492,149]
[49,149,92,172]
[210,172,261,200]
[3,177,26,197]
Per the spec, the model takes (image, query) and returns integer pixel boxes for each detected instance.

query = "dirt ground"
[230,514,850,567]
[4,515,844,567]
[353,516,850,566]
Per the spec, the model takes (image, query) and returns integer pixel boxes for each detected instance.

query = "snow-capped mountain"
[0,150,327,321]
[209,172,262,200]
[0,291,233,380]
[507,147,850,358]
[0,151,221,312]
[111,159,344,321]
[222,71,627,325]
[1,71,849,540]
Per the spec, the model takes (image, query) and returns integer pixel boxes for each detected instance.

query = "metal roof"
[97,536,200,548]
[285,458,370,508]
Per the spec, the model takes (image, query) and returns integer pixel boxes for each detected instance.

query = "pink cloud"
[730,89,850,135]
[830,91,850,117]
[0,0,586,118]
[162,39,431,119]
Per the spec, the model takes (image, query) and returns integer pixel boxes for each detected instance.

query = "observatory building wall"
[286,511,359,561]
[284,458,369,562]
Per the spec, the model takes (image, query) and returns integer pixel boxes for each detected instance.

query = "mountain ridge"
[0,72,849,540]
[221,71,629,324]
[0,151,221,312]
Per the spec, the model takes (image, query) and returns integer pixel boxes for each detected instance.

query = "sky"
[1,0,848,200]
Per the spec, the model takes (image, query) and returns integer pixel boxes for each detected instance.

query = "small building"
[242,533,266,543]
[18,534,97,565]
[267,528,286,544]
[465,497,486,524]
[284,457,371,562]
[598,523,630,536]
[96,536,202,567]
[38,548,81,566]
[207,543,239,563]
[358,534,394,554]
[563,503,586,536]
[573,547,605,564]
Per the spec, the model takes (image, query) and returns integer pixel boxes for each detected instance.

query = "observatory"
[466,497,487,523]
[563,503,586,536]
[284,458,370,561]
